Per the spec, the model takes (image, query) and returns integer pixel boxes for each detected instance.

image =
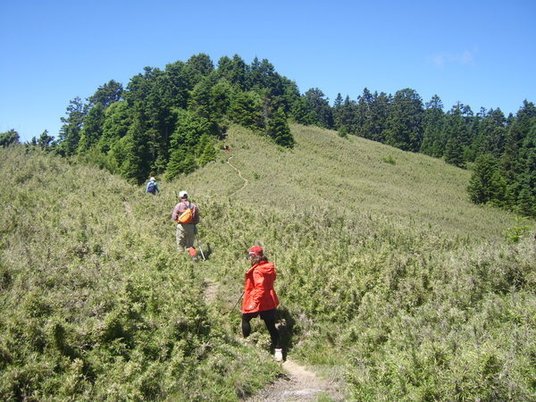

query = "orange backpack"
[177,203,196,224]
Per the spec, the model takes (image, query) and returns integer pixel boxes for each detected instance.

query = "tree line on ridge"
[1,53,534,217]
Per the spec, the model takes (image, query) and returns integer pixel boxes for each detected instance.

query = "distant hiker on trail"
[171,191,200,253]
[146,177,160,195]
[241,245,283,362]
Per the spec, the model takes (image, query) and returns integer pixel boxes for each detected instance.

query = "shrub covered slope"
[1,124,535,401]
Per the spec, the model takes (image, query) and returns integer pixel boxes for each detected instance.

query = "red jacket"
[241,260,279,313]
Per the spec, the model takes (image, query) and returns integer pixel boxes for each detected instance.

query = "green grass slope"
[0,148,279,401]
[185,124,520,240]
[180,124,536,400]
[1,124,535,401]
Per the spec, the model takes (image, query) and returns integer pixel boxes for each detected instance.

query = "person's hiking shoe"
[274,348,283,362]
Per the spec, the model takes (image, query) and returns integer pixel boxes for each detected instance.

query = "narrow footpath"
[202,276,345,401]
[227,155,249,196]
[245,359,344,401]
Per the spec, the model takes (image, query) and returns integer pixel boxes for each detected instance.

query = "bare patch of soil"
[203,279,219,303]
[245,358,345,401]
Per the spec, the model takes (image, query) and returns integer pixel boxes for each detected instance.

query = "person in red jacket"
[241,245,283,362]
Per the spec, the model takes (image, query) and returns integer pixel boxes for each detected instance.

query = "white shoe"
[274,348,283,362]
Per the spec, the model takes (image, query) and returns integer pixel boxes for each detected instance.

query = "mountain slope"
[1,124,534,401]
[174,124,536,400]
[180,124,519,241]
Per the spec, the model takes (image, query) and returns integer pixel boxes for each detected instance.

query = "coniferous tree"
[210,79,234,126]
[290,96,316,125]
[444,135,465,168]
[266,107,294,147]
[280,77,302,117]
[385,88,424,151]
[502,101,536,182]
[88,80,123,108]
[196,133,218,167]
[0,129,20,147]
[516,187,535,216]
[248,58,284,97]
[189,75,217,120]
[366,91,390,142]
[119,112,152,183]
[58,97,87,156]
[353,88,387,142]
[355,88,374,139]
[188,73,231,139]
[99,101,131,154]
[499,101,536,211]
[78,102,105,152]
[125,66,177,175]
[73,81,124,156]
[333,93,343,108]
[468,153,505,204]
[184,53,215,89]
[514,118,536,216]
[333,94,358,135]
[302,88,333,129]
[332,93,343,132]
[163,60,191,109]
[37,130,54,149]
[166,109,213,179]
[129,110,152,181]
[443,103,468,167]
[472,108,507,159]
[229,91,264,130]
[460,104,479,163]
[217,54,248,91]
[420,95,445,157]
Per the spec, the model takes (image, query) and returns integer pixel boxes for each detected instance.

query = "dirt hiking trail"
[227,155,249,196]
[200,230,345,401]
[245,358,345,401]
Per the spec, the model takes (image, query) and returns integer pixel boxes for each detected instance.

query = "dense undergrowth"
[0,148,279,401]
[1,124,535,401]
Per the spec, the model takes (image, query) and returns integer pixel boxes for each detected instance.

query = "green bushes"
[1,122,535,401]
[0,147,279,400]
[337,236,536,401]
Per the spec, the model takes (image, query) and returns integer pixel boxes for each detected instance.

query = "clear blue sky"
[1,0,535,142]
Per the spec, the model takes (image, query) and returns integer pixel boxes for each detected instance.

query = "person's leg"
[176,224,186,252]
[184,224,196,249]
[241,313,254,338]
[260,310,281,349]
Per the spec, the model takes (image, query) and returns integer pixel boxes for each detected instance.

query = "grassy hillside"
[186,124,518,240]
[1,124,535,401]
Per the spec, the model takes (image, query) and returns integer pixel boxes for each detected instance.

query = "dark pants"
[241,308,281,349]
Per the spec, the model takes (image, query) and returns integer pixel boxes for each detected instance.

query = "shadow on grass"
[276,307,296,361]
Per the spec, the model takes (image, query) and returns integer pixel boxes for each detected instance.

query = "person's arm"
[171,204,181,221]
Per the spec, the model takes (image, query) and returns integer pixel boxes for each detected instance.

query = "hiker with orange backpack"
[242,245,283,362]
[171,191,200,254]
